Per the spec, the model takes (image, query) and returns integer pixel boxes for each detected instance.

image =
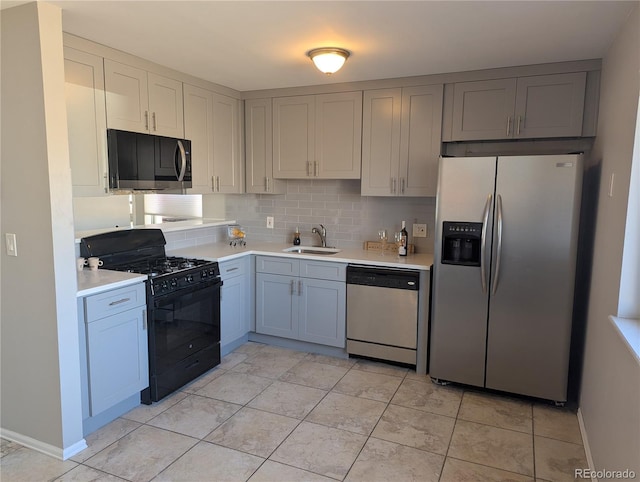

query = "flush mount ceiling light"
[308,47,350,75]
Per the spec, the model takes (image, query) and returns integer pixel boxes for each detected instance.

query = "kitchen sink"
[282,246,341,255]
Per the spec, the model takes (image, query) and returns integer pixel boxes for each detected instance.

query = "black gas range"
[80,229,222,404]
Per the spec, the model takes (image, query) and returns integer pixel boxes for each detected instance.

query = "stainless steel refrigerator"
[430,154,583,402]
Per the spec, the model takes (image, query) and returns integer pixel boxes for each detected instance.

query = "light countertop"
[77,269,147,297]
[168,242,433,270]
[74,219,234,243]
[77,242,433,297]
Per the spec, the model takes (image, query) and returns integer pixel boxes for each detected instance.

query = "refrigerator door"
[430,156,497,387]
[485,155,583,401]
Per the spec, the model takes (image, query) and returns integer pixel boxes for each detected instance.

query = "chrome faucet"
[312,224,327,247]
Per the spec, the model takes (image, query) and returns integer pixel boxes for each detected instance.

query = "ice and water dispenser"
[441,222,482,266]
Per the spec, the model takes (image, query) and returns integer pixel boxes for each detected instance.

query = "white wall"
[0,2,84,458]
[579,5,640,478]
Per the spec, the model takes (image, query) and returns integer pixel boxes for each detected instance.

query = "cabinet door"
[315,92,363,179]
[451,78,517,141]
[220,274,249,348]
[273,96,315,178]
[212,93,243,193]
[245,98,284,194]
[399,85,443,196]
[104,59,149,134]
[147,72,184,138]
[514,73,586,139]
[255,273,297,339]
[87,307,148,416]
[298,278,346,348]
[361,89,402,196]
[64,48,108,197]
[184,84,214,193]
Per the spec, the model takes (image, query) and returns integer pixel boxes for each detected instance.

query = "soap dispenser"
[293,227,301,246]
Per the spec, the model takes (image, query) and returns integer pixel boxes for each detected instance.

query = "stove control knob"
[201,270,208,278]
[170,279,178,288]
[160,281,169,292]
[185,274,194,283]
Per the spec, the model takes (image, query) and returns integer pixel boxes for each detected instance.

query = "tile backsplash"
[224,179,436,253]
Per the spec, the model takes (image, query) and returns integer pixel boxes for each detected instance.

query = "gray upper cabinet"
[184,84,242,193]
[64,47,109,197]
[245,98,285,194]
[362,85,443,196]
[513,73,587,138]
[451,72,586,141]
[104,59,184,138]
[273,92,363,179]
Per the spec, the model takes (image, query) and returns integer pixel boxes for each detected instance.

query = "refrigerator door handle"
[491,194,504,295]
[481,194,493,293]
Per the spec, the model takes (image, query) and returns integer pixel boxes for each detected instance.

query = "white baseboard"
[577,408,598,482]
[0,428,87,461]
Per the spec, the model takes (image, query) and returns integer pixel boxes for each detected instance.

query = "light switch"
[5,233,17,256]
[266,216,274,229]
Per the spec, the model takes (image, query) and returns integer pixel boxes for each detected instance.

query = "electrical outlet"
[413,223,427,238]
[266,216,274,229]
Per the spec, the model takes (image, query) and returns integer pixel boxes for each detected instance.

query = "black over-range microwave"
[107,129,192,191]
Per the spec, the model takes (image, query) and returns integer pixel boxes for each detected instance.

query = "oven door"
[145,279,221,403]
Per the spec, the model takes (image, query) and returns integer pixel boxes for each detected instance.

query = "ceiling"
[2,1,636,92]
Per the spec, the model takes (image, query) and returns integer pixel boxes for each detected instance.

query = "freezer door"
[430,156,497,387]
[486,155,583,401]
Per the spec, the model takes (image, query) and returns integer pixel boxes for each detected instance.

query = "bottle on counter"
[293,227,301,246]
[399,221,408,256]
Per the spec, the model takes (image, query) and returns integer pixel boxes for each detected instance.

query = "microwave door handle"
[175,140,187,181]
[480,194,492,294]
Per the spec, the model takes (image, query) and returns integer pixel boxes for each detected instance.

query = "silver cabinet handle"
[391,177,397,194]
[298,279,303,296]
[290,279,295,295]
[314,161,319,177]
[307,161,311,177]
[506,116,511,137]
[216,175,221,192]
[516,115,522,136]
[145,111,149,130]
[265,176,270,192]
[211,176,215,192]
[109,297,130,306]
[390,177,394,194]
[142,309,147,330]
[401,178,405,194]
[175,140,187,181]
[152,112,157,131]
[226,267,239,273]
[491,194,504,295]
[480,194,493,294]
[103,173,108,193]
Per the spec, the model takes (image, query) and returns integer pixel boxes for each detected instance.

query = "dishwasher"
[346,264,420,365]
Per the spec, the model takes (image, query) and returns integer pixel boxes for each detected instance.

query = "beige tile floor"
[1,342,588,482]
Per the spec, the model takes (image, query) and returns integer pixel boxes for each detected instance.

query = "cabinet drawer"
[85,283,146,322]
[300,260,346,281]
[220,258,248,279]
[256,256,300,276]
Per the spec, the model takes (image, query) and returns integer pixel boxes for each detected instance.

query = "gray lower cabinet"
[255,256,346,348]
[220,257,251,353]
[79,283,148,418]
